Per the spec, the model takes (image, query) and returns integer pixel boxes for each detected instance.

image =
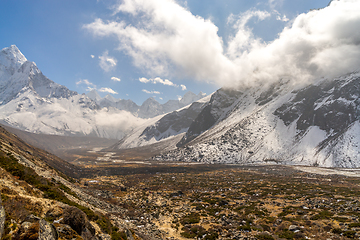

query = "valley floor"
[78,164,360,239]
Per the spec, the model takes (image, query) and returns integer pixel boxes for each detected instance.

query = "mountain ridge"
[87,88,207,119]
[152,73,360,168]
[0,45,206,139]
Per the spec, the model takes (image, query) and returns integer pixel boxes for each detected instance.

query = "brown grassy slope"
[0,125,83,178]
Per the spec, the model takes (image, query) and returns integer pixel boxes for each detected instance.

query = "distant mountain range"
[108,70,360,168]
[2,45,360,168]
[86,89,206,118]
[0,45,206,139]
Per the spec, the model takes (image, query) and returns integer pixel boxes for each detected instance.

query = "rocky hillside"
[153,72,360,168]
[0,125,161,239]
[112,94,211,149]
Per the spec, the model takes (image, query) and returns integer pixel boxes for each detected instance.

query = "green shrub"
[181,212,200,225]
[278,230,295,239]
[111,231,127,240]
[96,215,112,234]
[331,228,342,234]
[343,230,356,239]
[181,225,208,239]
[349,222,360,228]
[256,233,275,240]
[310,210,333,220]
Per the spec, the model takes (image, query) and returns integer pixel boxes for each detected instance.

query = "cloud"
[85,0,360,88]
[268,0,284,9]
[94,109,146,131]
[76,79,95,87]
[276,14,289,22]
[139,77,176,86]
[139,77,150,83]
[99,50,117,72]
[76,79,96,91]
[272,10,289,22]
[111,76,121,82]
[84,0,233,84]
[180,84,187,91]
[227,10,271,59]
[91,54,95,58]
[76,79,118,94]
[142,89,160,94]
[98,87,118,94]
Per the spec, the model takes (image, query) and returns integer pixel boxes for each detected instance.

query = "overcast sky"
[2,0,358,105]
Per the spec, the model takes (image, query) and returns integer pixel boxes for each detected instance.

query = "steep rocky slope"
[154,72,360,168]
[0,125,169,239]
[112,94,211,149]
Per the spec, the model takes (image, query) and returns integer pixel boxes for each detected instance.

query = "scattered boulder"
[38,219,58,240]
[97,233,111,240]
[0,195,5,239]
[45,207,63,222]
[289,225,300,232]
[61,206,95,238]
[126,229,135,240]
[56,224,81,239]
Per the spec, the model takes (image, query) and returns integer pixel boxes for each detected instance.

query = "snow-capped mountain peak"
[86,89,102,102]
[0,45,27,69]
[0,45,77,105]
[0,45,28,85]
[179,91,197,105]
[0,45,207,140]
[104,94,118,103]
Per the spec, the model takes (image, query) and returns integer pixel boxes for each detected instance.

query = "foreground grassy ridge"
[0,152,129,240]
[85,166,360,239]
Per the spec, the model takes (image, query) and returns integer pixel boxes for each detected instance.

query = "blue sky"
[0,0,342,105]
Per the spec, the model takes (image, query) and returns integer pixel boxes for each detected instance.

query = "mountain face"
[0,45,76,105]
[113,94,211,149]
[87,89,207,119]
[0,45,144,139]
[177,88,244,147]
[152,72,360,168]
[0,45,207,139]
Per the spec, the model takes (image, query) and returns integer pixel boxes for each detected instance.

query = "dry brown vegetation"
[82,165,360,239]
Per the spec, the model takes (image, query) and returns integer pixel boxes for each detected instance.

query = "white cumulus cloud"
[98,87,118,94]
[111,76,121,82]
[139,77,150,83]
[139,77,176,87]
[180,84,187,91]
[85,0,360,88]
[76,79,118,95]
